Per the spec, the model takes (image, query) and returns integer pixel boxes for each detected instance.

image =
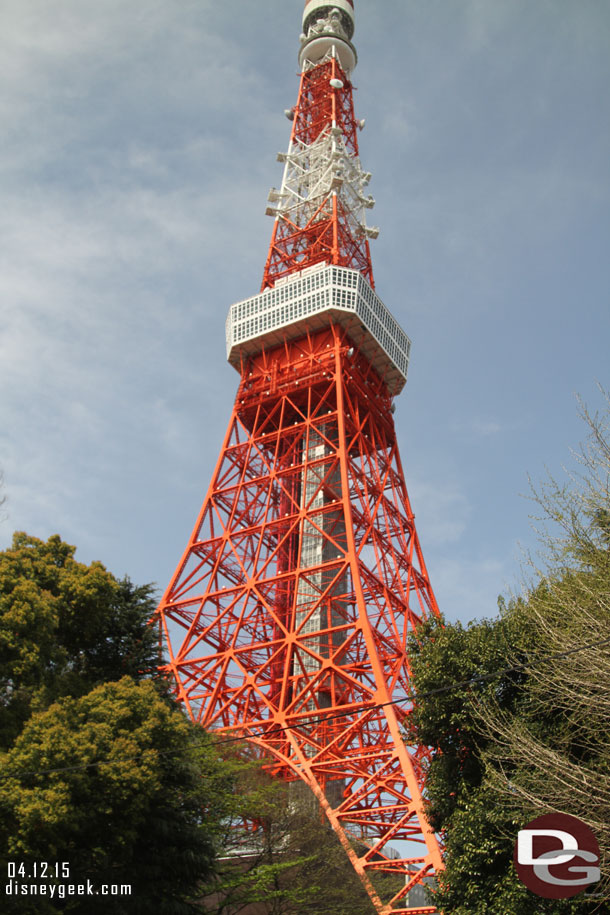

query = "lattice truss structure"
[157,326,443,914]
[263,52,377,289]
[155,2,444,912]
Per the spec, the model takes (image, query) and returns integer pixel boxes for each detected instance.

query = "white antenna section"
[265,121,377,244]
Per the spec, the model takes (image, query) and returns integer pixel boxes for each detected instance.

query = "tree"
[407,393,610,914]
[0,532,159,747]
[0,533,236,913]
[1,677,233,915]
[479,394,610,902]
[201,755,380,915]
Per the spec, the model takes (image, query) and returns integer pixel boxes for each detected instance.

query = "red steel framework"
[262,54,374,290]
[155,3,444,912]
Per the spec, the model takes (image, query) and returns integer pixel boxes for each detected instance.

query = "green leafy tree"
[202,758,381,915]
[1,677,232,914]
[408,608,607,914]
[0,533,236,914]
[407,394,610,914]
[202,754,314,915]
[0,532,159,747]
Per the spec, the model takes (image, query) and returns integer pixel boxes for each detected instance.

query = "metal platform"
[226,262,411,395]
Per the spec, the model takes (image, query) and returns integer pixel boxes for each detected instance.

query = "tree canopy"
[0,533,234,914]
[0,532,159,748]
[1,677,230,915]
[407,395,610,913]
[201,759,383,915]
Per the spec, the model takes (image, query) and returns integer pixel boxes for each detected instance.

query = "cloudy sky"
[2,0,609,625]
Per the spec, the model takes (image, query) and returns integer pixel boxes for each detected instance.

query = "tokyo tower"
[155,1,444,912]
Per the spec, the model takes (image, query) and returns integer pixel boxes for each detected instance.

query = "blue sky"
[2,0,609,624]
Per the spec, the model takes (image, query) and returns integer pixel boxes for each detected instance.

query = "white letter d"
[517,829,578,867]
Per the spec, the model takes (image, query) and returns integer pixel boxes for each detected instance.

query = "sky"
[1,0,609,626]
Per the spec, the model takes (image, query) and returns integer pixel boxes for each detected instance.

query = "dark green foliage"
[407,605,609,914]
[407,397,610,913]
[407,608,534,834]
[0,532,159,747]
[0,533,234,914]
[0,677,231,915]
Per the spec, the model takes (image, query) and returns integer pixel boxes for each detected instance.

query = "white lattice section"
[267,127,377,243]
[225,263,411,395]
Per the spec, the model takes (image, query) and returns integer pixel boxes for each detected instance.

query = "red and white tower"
[155,2,444,911]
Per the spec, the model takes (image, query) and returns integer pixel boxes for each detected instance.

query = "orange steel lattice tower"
[155,2,444,912]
